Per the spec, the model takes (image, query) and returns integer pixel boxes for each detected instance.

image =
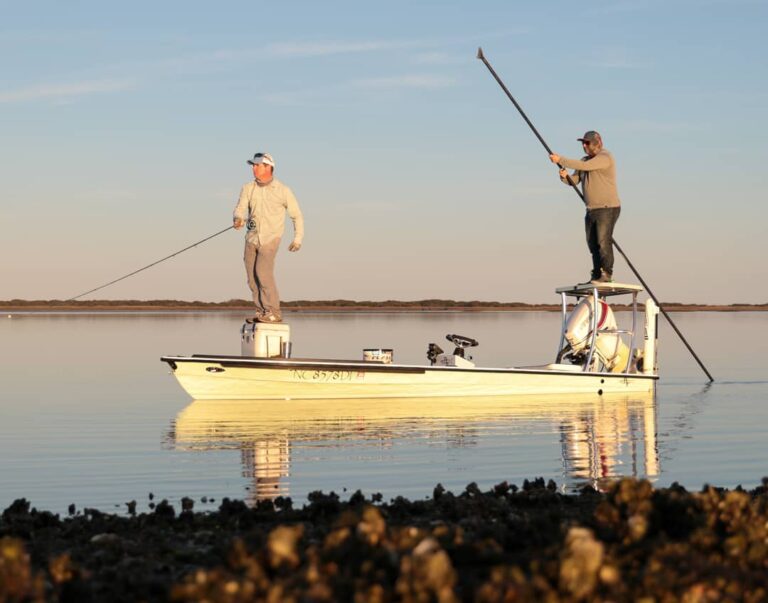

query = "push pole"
[476,47,714,382]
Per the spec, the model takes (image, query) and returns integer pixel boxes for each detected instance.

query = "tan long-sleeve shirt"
[233,178,304,246]
[559,149,621,210]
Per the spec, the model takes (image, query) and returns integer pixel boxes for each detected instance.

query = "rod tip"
[476,47,484,60]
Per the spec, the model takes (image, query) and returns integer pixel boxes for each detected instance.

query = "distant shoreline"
[2,300,766,312]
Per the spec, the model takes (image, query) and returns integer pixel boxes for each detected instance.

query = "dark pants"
[585,207,620,276]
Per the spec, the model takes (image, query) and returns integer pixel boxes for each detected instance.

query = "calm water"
[1,311,766,515]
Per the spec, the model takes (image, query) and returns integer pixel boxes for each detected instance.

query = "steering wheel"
[445,333,479,349]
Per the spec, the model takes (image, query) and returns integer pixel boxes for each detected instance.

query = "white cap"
[247,152,275,167]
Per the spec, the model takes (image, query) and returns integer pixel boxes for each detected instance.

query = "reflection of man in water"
[233,152,304,324]
[240,437,290,502]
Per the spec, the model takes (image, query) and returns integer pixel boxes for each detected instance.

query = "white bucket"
[363,348,393,364]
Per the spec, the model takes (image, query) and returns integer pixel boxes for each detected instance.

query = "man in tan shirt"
[233,152,304,323]
[550,131,621,284]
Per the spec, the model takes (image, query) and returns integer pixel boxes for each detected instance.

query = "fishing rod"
[476,47,714,382]
[66,225,234,301]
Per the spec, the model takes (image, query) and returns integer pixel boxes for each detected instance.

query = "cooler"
[241,322,291,358]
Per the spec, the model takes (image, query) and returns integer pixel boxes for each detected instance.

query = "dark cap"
[577,131,601,144]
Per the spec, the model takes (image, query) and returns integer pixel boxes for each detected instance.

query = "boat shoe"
[578,271,601,285]
[591,270,614,284]
[257,312,282,323]
[245,310,266,324]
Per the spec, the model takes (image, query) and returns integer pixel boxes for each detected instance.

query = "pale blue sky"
[2,0,766,303]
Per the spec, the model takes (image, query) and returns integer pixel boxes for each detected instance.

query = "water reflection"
[559,395,659,491]
[166,393,659,502]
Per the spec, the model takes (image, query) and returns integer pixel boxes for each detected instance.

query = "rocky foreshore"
[2,478,767,602]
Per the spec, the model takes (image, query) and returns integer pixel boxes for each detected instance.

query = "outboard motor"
[562,297,629,372]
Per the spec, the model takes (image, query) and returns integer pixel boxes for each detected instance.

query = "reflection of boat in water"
[161,283,660,400]
[166,392,659,500]
[558,395,659,491]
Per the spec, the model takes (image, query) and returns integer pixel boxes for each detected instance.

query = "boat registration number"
[290,369,361,382]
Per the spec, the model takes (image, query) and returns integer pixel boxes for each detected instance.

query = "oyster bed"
[2,478,767,602]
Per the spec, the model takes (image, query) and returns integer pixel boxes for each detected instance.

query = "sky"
[1,0,766,304]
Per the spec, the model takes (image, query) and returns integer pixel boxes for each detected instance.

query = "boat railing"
[556,283,643,376]
[596,327,635,374]
[583,287,599,372]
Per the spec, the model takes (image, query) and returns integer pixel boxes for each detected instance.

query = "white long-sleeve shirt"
[233,178,304,246]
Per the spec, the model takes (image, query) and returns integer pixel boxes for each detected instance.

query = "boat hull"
[161,355,657,400]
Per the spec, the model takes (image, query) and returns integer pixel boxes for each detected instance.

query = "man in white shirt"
[233,152,304,323]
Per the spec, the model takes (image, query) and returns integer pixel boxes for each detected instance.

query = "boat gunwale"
[160,355,658,381]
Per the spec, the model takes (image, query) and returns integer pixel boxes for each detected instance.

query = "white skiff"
[161,282,659,400]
